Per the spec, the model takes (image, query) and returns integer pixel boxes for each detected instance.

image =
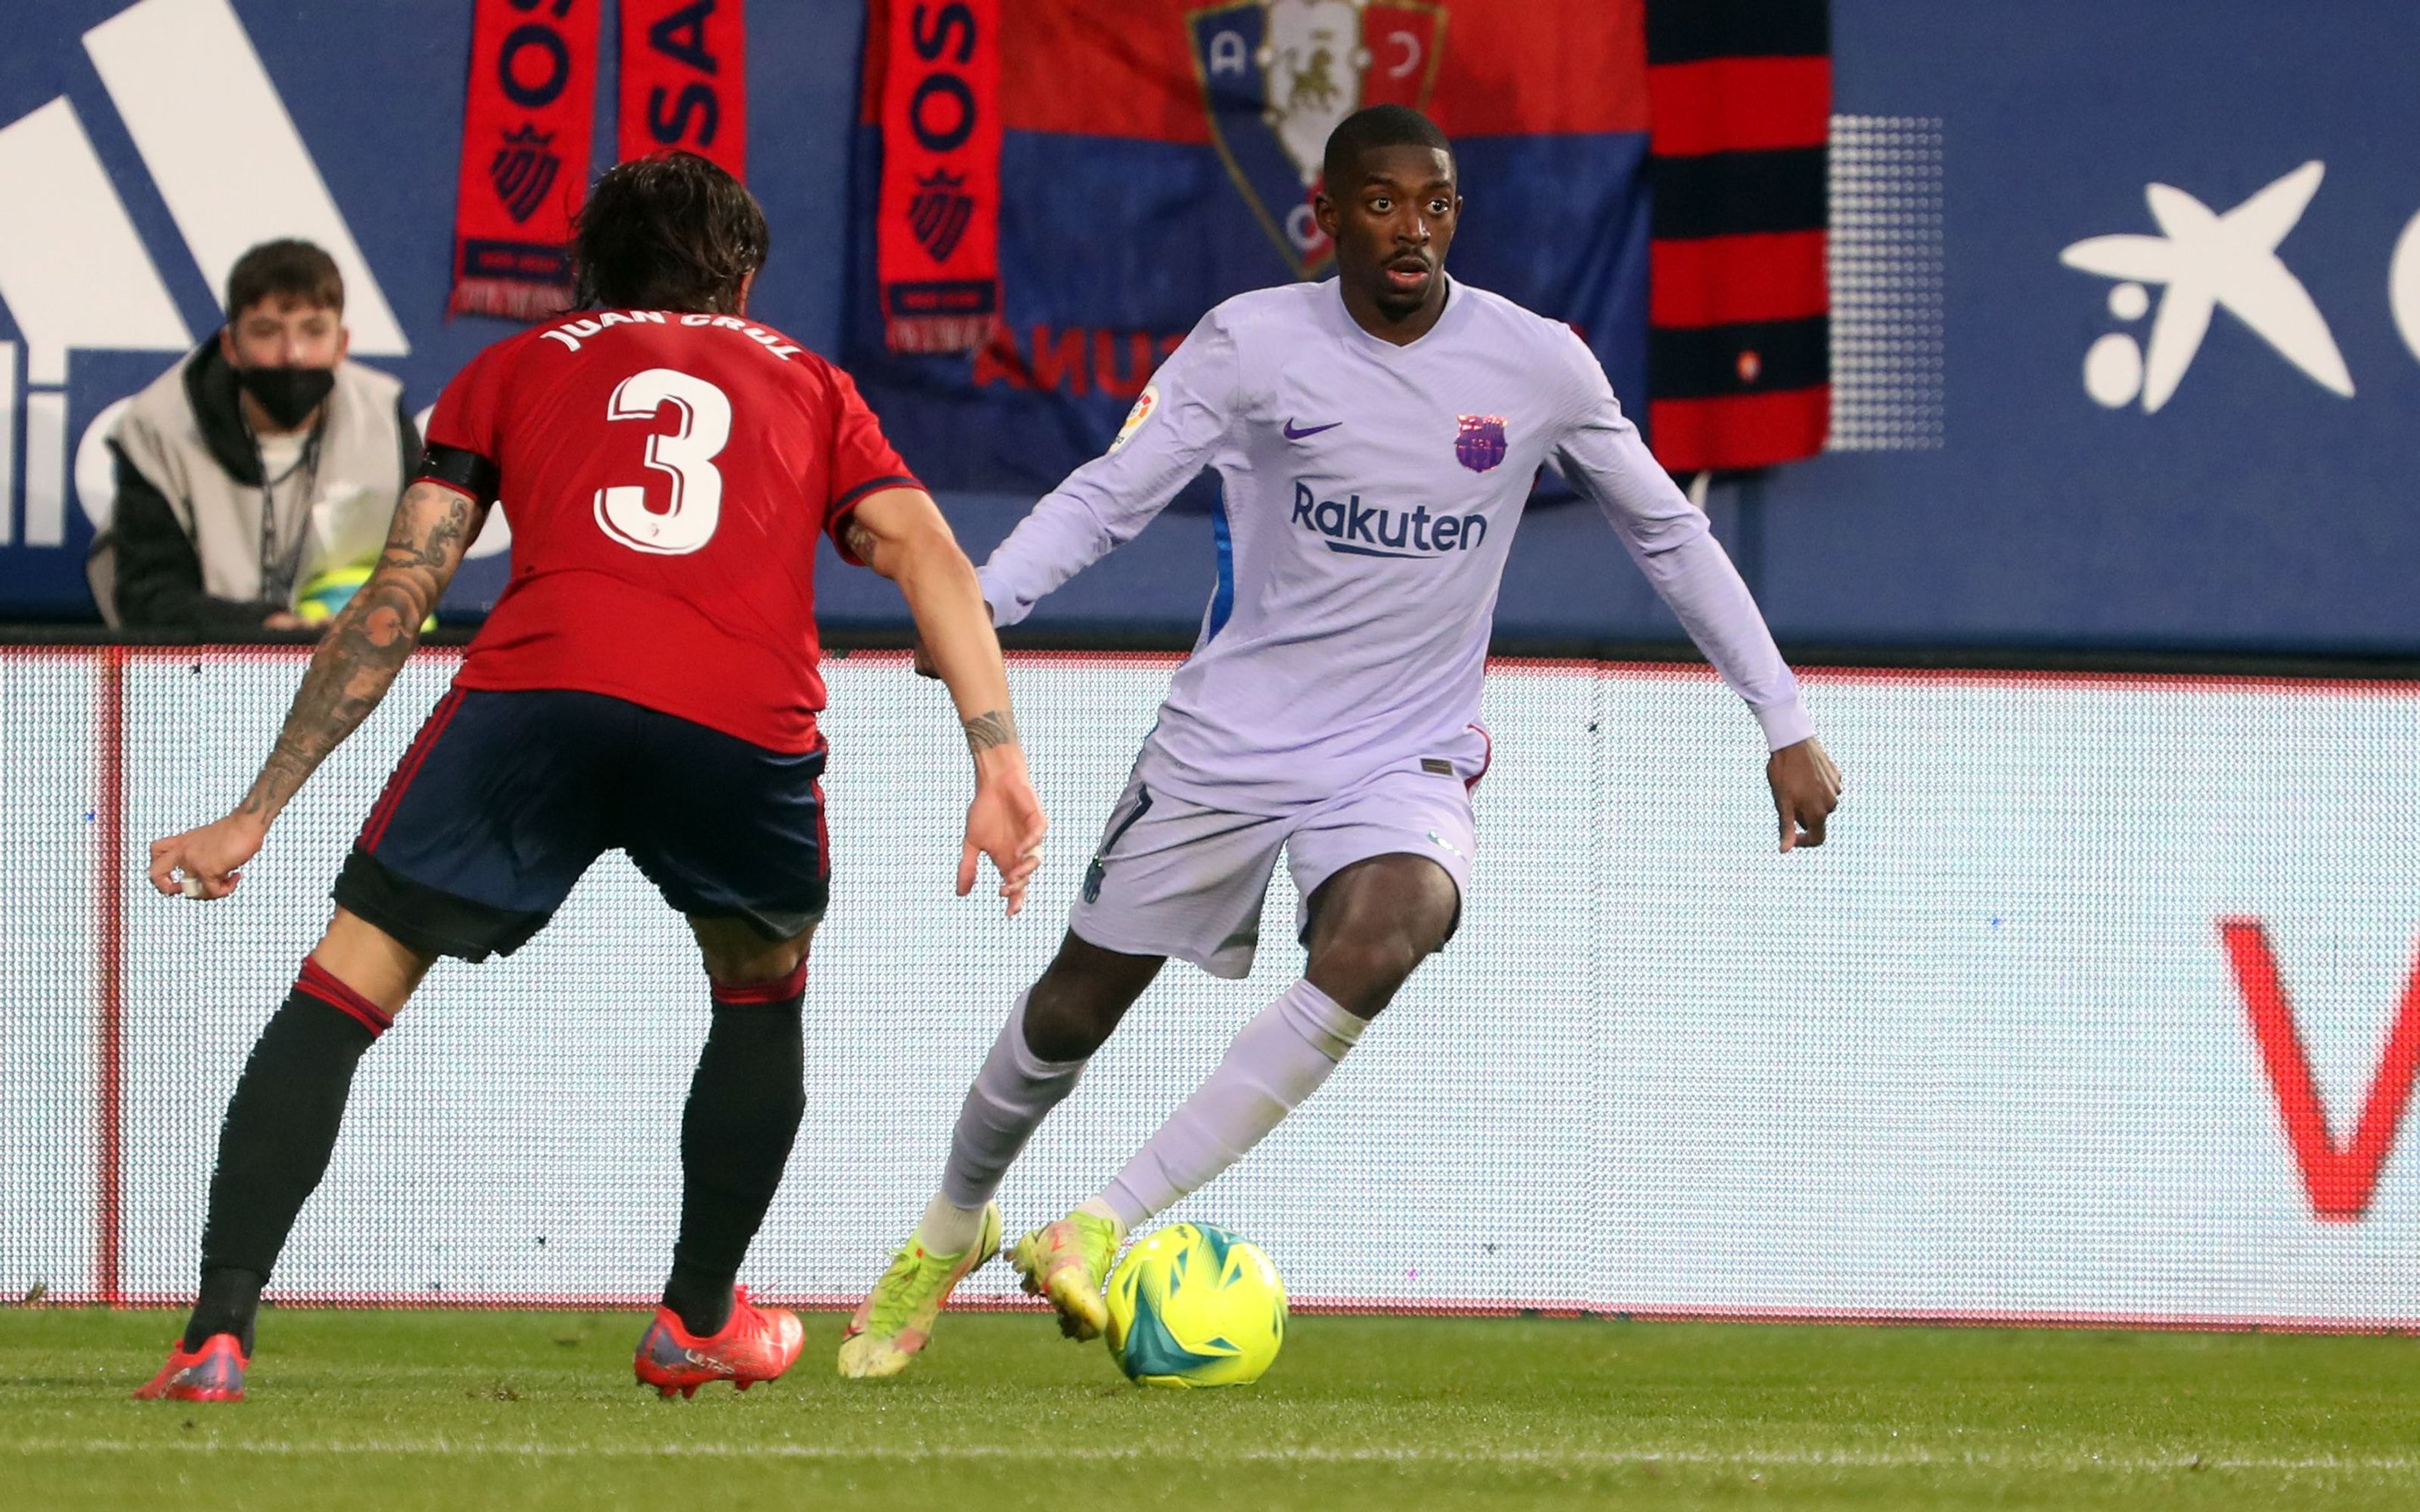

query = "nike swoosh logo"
[1283,420,1342,440]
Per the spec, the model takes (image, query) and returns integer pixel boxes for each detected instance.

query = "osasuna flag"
[451,0,601,321]
[619,0,747,180]
[1646,0,1832,469]
[847,0,1829,491]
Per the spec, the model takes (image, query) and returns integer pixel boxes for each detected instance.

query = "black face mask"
[236,365,336,431]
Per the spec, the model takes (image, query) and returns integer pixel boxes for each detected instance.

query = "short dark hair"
[1322,104,1455,191]
[226,239,343,318]
[571,151,770,314]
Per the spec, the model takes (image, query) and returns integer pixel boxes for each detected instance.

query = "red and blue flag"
[849,0,1820,491]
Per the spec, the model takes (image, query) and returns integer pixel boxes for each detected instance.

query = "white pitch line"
[7,1439,2418,1474]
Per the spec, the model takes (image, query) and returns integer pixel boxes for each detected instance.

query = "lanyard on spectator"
[253,414,326,609]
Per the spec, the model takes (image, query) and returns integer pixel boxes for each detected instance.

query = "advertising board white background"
[7,650,2418,1324]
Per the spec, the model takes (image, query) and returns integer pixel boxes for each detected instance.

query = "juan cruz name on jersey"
[1290,482,1490,560]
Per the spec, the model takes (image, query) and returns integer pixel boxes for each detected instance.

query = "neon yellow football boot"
[1010,1210,1124,1341]
[837,1201,1002,1380]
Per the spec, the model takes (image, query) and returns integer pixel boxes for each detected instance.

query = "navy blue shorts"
[333,688,829,962]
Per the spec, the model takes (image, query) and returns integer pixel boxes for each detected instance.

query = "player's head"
[571,151,770,316]
[1314,105,1460,321]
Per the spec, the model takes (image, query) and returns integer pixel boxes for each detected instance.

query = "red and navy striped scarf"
[1646,0,1832,470]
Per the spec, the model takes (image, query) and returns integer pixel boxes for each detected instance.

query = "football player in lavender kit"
[838,105,1842,1375]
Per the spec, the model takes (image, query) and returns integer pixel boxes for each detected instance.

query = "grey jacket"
[89,337,416,631]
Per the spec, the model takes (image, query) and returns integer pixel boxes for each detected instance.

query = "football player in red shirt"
[134,153,1046,1402]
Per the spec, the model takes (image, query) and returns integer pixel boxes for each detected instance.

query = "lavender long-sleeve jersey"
[979,278,1813,815]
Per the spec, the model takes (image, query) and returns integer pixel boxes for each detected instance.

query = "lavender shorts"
[1066,761,1478,979]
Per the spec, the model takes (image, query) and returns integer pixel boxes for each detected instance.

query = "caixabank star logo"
[1186,0,1445,275]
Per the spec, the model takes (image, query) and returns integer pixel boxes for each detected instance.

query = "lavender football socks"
[1099,979,1365,1229]
[934,992,1089,1228]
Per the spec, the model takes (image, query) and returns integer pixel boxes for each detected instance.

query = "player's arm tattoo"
[963,708,1019,754]
[841,514,882,571]
[237,482,482,823]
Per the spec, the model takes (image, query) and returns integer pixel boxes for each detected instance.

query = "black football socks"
[183,959,392,1352]
[660,963,808,1338]
[182,957,805,1347]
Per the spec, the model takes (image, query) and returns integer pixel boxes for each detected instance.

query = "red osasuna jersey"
[420,310,917,753]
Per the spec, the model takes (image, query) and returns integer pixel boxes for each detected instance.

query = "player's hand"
[262,610,309,633]
[147,811,268,900]
[1767,737,1841,852]
[959,761,1048,916]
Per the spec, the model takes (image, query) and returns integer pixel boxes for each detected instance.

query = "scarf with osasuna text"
[619,0,747,178]
[866,0,1003,353]
[450,0,749,321]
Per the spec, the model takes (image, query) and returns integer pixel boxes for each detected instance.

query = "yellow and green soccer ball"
[293,564,435,631]
[1104,1222,1286,1388]
[293,564,372,625]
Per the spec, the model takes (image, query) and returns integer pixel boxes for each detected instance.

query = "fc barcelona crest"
[489,124,563,226]
[1188,0,1447,277]
[1456,414,1508,472]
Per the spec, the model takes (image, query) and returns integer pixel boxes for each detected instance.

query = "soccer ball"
[293,563,374,625]
[1103,1222,1286,1388]
[292,564,436,630]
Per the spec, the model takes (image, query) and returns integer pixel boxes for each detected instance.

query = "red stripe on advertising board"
[96,646,124,1305]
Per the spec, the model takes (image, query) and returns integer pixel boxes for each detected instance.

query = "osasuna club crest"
[490,123,563,225]
[910,169,976,262]
[1189,0,1447,276]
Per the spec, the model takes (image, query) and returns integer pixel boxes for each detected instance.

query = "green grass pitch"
[5,1308,2416,1509]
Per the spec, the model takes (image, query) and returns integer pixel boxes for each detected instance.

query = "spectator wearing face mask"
[91,239,420,633]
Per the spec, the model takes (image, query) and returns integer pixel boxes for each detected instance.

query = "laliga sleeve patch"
[1109,384,1160,454]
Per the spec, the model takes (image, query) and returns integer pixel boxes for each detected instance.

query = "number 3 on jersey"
[593,367,731,556]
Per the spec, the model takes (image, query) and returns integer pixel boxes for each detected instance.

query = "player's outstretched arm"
[979,308,1243,628]
[145,480,485,900]
[1550,339,1842,852]
[842,485,1048,916]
